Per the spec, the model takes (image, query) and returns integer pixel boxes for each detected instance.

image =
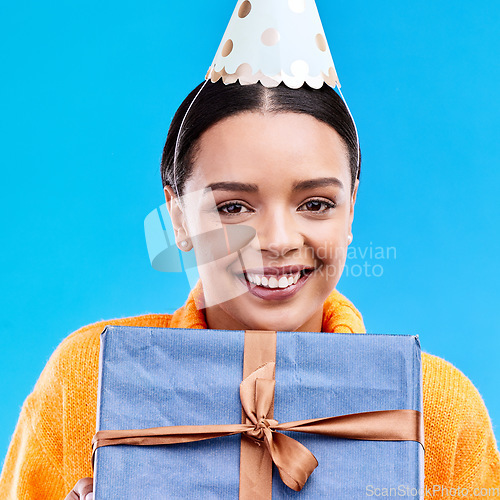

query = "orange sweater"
[1,281,499,498]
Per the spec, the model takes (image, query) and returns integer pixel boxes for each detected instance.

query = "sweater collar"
[170,279,366,333]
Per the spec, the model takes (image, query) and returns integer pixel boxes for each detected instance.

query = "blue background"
[1,0,499,465]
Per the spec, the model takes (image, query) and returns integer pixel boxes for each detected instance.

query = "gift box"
[92,326,424,499]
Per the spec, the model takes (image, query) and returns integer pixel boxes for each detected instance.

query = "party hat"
[206,0,340,89]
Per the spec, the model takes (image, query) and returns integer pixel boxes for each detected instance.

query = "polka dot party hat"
[206,0,340,89]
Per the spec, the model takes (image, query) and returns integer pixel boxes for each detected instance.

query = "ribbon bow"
[238,362,319,491]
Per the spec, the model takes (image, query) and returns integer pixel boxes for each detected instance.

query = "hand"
[65,477,93,499]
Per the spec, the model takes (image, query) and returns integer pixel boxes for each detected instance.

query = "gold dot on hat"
[222,39,233,57]
[235,62,253,79]
[315,33,327,52]
[324,66,338,86]
[288,0,306,14]
[261,28,280,47]
[238,0,252,18]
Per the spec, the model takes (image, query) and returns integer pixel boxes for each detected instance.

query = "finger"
[65,477,93,499]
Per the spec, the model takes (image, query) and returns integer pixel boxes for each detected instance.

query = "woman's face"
[165,111,358,332]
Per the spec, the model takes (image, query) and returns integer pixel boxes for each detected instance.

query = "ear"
[163,185,192,251]
[347,178,359,243]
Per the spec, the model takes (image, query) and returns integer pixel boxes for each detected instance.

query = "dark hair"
[161,80,361,197]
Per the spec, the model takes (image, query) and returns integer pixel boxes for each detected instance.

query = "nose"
[253,208,304,259]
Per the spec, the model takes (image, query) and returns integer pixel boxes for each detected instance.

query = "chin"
[240,308,304,333]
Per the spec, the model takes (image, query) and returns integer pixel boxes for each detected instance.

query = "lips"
[241,265,315,277]
[235,265,317,301]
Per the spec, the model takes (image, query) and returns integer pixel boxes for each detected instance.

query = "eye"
[217,201,252,215]
[297,198,336,213]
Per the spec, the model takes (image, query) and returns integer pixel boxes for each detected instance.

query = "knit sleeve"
[0,401,68,499]
[422,352,500,491]
[450,371,500,489]
[0,345,70,499]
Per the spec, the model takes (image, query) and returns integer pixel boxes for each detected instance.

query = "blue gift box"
[93,326,424,499]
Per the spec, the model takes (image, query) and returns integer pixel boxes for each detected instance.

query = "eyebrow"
[204,177,344,194]
[203,181,258,193]
[292,177,344,192]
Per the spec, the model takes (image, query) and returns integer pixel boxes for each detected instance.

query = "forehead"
[187,111,350,190]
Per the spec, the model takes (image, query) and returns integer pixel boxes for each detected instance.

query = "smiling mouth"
[246,268,313,288]
[231,268,316,300]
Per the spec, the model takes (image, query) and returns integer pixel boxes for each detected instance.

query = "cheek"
[312,239,347,265]
[308,219,348,254]
[186,212,221,238]
[308,227,349,280]
[196,259,240,307]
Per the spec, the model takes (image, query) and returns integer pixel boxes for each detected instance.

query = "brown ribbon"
[92,330,424,498]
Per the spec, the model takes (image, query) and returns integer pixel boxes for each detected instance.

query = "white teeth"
[278,276,289,288]
[245,271,306,289]
[268,276,279,288]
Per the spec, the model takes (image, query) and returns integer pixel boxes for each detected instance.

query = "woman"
[1,80,499,499]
